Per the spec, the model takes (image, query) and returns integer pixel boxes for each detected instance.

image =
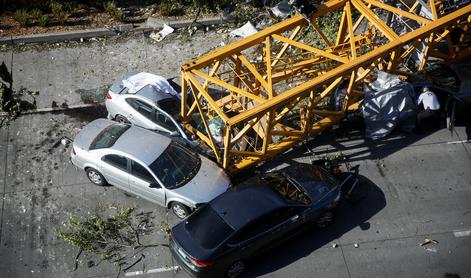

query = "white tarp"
[122,72,179,96]
[230,21,258,38]
[362,71,417,140]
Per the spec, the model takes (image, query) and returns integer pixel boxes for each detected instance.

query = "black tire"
[315,210,334,228]
[171,202,190,219]
[115,114,130,124]
[226,261,245,278]
[86,168,107,186]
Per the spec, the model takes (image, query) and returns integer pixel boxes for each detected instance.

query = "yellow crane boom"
[180,0,471,172]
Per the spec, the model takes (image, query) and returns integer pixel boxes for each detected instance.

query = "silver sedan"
[70,119,231,218]
[105,72,189,140]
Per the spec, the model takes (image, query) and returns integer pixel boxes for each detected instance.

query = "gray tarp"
[362,71,417,140]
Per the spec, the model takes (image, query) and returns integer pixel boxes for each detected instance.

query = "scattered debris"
[420,238,439,246]
[271,0,292,18]
[230,21,258,38]
[56,205,168,273]
[149,24,174,42]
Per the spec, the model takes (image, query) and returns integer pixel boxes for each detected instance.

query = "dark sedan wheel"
[171,202,190,219]
[316,210,334,228]
[86,168,107,186]
[226,261,245,278]
[115,114,130,124]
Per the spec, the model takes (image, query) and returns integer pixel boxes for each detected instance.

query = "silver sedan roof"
[76,119,172,165]
[113,124,171,165]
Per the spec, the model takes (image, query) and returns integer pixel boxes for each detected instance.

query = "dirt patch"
[0,10,120,38]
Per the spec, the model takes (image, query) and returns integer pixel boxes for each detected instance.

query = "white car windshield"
[148,142,201,189]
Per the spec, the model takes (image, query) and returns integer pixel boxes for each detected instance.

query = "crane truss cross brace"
[180,0,471,172]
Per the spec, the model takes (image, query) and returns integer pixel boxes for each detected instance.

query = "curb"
[0,103,104,117]
[0,16,231,45]
[146,16,228,29]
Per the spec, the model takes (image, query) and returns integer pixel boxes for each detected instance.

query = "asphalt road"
[0,31,470,278]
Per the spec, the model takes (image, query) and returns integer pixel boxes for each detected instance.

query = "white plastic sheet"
[230,21,258,38]
[122,72,179,96]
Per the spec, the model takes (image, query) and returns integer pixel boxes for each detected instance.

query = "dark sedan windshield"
[148,142,201,189]
[90,124,130,150]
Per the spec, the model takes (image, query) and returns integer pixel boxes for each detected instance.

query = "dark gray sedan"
[169,164,342,278]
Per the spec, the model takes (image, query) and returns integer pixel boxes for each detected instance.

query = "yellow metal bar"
[191,69,265,103]
[311,21,333,48]
[272,34,348,63]
[345,1,357,60]
[430,0,438,20]
[351,0,400,41]
[336,6,348,46]
[186,73,230,123]
[188,81,221,162]
[227,5,471,127]
[272,25,303,68]
[362,0,432,25]
[181,73,188,122]
[237,54,270,93]
[266,36,274,99]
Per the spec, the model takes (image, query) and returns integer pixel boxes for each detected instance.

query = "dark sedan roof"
[210,183,289,230]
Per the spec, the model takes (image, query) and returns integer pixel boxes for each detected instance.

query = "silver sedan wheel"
[171,203,189,219]
[227,261,245,278]
[86,168,106,186]
[115,114,130,124]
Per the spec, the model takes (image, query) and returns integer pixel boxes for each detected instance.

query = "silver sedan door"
[125,97,159,130]
[128,160,166,206]
[99,154,130,190]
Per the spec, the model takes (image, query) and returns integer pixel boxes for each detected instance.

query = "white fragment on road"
[124,266,180,277]
[446,140,470,144]
[453,230,471,237]
[424,246,437,253]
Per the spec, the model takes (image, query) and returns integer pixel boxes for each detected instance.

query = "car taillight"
[105,92,112,99]
[190,258,214,268]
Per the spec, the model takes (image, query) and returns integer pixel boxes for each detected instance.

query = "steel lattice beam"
[181,0,471,172]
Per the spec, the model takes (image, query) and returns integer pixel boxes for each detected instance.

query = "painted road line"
[453,230,471,237]
[124,266,180,276]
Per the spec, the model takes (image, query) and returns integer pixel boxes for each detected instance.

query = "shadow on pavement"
[240,174,385,277]
[294,115,471,164]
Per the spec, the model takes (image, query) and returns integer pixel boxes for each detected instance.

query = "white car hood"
[171,156,230,205]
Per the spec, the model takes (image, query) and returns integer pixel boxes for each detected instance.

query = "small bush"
[65,1,80,17]
[50,2,69,25]
[38,15,48,27]
[104,1,126,22]
[30,9,43,20]
[104,1,117,15]
[13,9,29,27]
[160,0,183,16]
[50,2,63,16]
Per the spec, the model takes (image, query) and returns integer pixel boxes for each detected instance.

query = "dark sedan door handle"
[290,215,299,222]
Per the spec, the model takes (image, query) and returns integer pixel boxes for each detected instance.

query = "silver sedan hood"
[170,156,230,205]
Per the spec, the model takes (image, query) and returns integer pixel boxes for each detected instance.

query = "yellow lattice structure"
[180,0,471,172]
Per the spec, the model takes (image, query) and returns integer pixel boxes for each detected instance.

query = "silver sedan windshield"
[148,142,201,189]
